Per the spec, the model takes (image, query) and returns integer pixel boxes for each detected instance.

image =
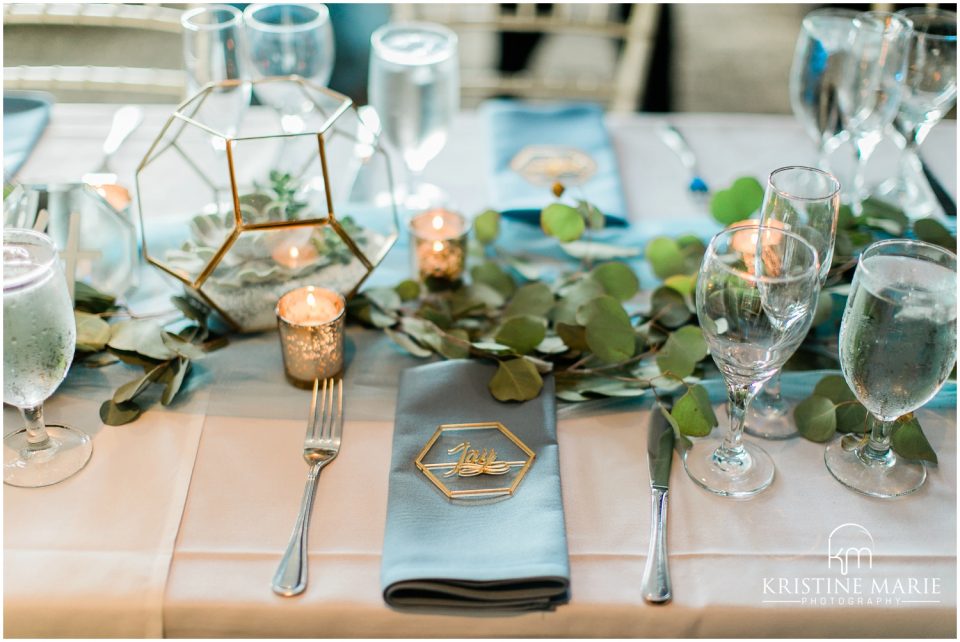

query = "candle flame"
[432,214,444,230]
[289,246,300,260]
[306,291,317,307]
[432,240,445,252]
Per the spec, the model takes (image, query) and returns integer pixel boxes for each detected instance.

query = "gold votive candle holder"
[276,286,346,388]
[408,208,468,282]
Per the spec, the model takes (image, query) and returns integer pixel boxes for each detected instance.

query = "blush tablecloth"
[4,104,957,638]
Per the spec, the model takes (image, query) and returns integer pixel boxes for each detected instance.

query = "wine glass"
[825,239,956,498]
[838,11,912,213]
[244,3,335,135]
[368,22,459,211]
[3,229,92,487]
[181,5,251,141]
[685,223,821,498]
[746,166,841,440]
[789,8,859,171]
[875,8,957,219]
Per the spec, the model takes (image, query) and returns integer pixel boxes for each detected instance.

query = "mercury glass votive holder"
[276,286,346,388]
[408,208,468,283]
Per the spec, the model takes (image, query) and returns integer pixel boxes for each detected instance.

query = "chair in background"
[3,3,185,102]
[390,3,661,113]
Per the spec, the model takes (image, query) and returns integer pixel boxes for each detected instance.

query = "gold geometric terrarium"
[135,76,399,332]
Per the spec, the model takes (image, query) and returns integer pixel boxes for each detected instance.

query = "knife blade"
[656,124,710,197]
[641,404,675,604]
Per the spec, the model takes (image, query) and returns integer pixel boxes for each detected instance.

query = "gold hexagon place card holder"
[415,422,535,500]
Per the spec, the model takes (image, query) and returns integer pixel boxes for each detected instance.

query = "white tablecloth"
[4,105,957,638]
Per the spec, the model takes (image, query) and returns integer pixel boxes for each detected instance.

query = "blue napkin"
[381,360,570,611]
[486,100,629,227]
[3,91,53,179]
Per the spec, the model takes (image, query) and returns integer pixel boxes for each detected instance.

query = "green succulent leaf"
[474,209,501,245]
[794,395,837,442]
[541,203,585,242]
[576,295,635,364]
[891,414,937,464]
[655,325,707,378]
[495,315,547,355]
[489,358,543,402]
[670,384,717,437]
[589,261,640,301]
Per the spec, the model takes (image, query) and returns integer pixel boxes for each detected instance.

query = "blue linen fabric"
[485,100,629,227]
[381,359,570,612]
[3,92,53,179]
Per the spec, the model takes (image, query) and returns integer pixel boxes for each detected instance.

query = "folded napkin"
[486,100,629,227]
[381,360,570,612]
[3,91,53,179]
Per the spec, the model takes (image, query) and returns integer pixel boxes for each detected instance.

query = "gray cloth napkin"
[381,360,570,612]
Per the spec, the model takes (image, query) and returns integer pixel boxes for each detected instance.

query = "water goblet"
[825,239,956,498]
[746,166,841,440]
[4,229,92,487]
[875,8,957,219]
[684,223,821,498]
[789,8,859,172]
[368,22,459,211]
[244,3,335,135]
[181,4,251,141]
[838,11,912,213]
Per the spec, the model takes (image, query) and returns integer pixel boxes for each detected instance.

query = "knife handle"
[641,487,672,604]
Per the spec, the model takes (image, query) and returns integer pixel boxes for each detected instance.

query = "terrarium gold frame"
[414,422,536,499]
[134,75,399,331]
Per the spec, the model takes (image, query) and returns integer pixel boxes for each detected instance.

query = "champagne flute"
[825,239,956,498]
[368,22,459,211]
[838,11,912,213]
[875,8,957,219]
[181,5,251,141]
[244,3,335,135]
[685,224,821,498]
[4,229,92,487]
[789,8,859,170]
[746,166,841,440]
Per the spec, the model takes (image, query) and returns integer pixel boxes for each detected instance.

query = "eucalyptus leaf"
[81,352,120,368]
[504,255,546,280]
[794,395,837,442]
[664,274,696,297]
[589,261,639,301]
[503,282,554,319]
[113,362,169,404]
[489,358,543,402]
[645,237,687,280]
[541,203,585,242]
[384,328,433,358]
[395,279,421,302]
[860,197,908,236]
[161,357,191,406]
[471,261,516,297]
[552,278,605,325]
[108,348,164,369]
[474,209,501,245]
[710,176,763,224]
[108,320,176,361]
[560,240,641,261]
[913,218,956,251]
[891,414,937,464]
[658,403,692,454]
[650,286,692,328]
[535,335,569,354]
[74,281,117,314]
[171,295,205,322]
[577,295,635,364]
[670,384,717,437]
[495,315,546,355]
[161,331,206,360]
[438,328,471,360]
[556,322,588,351]
[578,200,605,231]
[365,287,403,312]
[655,325,707,378]
[75,311,111,353]
[100,399,143,426]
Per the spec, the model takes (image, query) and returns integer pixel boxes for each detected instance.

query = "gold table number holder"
[415,422,535,500]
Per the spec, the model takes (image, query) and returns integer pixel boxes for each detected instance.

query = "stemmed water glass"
[789,8,859,172]
[368,22,460,211]
[825,240,956,498]
[838,11,912,213]
[244,3,336,135]
[875,8,957,219]
[685,223,821,498]
[181,5,251,141]
[4,229,92,487]
[746,166,841,440]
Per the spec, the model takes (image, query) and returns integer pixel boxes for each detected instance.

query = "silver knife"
[656,124,710,197]
[641,404,675,604]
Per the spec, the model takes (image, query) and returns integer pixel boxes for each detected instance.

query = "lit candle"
[408,208,468,282]
[276,286,345,387]
[272,242,320,269]
[729,219,785,276]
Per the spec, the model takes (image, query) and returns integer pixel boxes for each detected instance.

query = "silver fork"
[272,377,343,597]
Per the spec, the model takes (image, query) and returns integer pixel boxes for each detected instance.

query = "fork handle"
[272,462,325,596]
